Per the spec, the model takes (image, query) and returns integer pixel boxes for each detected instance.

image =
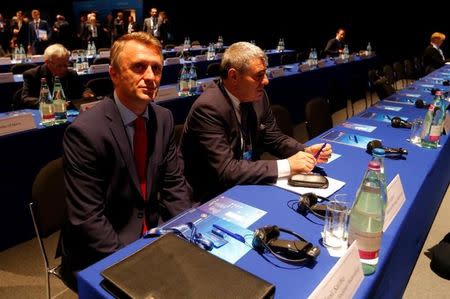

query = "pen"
[212,224,246,243]
[353,135,358,143]
[314,143,327,159]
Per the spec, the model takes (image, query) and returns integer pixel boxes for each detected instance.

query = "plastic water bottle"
[217,35,224,50]
[52,76,67,124]
[19,44,26,62]
[371,148,387,209]
[91,41,96,56]
[188,63,197,94]
[39,78,54,126]
[366,42,372,56]
[178,64,190,96]
[207,43,215,60]
[13,45,19,61]
[348,160,385,276]
[420,90,447,148]
[87,41,92,56]
[343,44,349,61]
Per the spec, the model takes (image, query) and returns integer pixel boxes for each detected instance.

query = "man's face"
[150,9,157,17]
[110,40,163,107]
[234,57,269,102]
[47,56,69,78]
[337,30,345,41]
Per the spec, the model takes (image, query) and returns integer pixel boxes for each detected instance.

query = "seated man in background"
[60,32,192,290]
[423,32,447,74]
[324,28,345,57]
[20,43,93,109]
[180,41,332,203]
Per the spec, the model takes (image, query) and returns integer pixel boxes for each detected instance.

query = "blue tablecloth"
[76,66,450,298]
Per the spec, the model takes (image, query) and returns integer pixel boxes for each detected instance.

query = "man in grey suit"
[180,42,332,203]
[142,7,159,38]
[60,32,192,290]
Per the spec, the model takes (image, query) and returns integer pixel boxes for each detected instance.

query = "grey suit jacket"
[180,81,304,203]
[61,96,192,271]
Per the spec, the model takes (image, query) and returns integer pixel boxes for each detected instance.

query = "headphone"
[391,116,412,129]
[297,192,329,219]
[252,225,320,264]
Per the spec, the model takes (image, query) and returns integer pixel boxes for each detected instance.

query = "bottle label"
[429,125,442,141]
[348,229,382,259]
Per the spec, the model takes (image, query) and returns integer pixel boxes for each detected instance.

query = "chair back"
[30,158,66,238]
[10,63,38,74]
[86,77,114,98]
[11,87,23,110]
[92,57,111,65]
[271,104,293,137]
[305,97,333,139]
[206,62,221,77]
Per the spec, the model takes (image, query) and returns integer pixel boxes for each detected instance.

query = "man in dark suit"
[423,32,447,74]
[60,32,192,290]
[180,42,332,203]
[20,43,92,109]
[28,9,51,55]
[324,28,345,57]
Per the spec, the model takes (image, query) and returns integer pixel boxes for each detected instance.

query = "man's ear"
[109,65,119,84]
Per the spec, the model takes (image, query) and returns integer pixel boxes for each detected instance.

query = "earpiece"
[297,193,329,219]
[252,225,320,264]
[391,116,412,129]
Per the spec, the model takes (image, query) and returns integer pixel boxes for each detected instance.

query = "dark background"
[2,1,449,63]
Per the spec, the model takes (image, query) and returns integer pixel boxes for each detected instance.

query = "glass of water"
[323,194,350,248]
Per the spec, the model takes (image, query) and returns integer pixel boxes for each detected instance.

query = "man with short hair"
[423,32,447,74]
[324,28,346,57]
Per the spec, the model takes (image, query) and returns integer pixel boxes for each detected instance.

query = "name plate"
[191,45,202,49]
[30,55,45,63]
[89,64,109,73]
[0,72,15,83]
[165,57,181,65]
[0,112,37,136]
[309,241,364,299]
[268,67,284,78]
[383,174,406,231]
[0,57,11,65]
[193,55,207,62]
[334,57,345,64]
[80,100,101,112]
[156,85,178,101]
[299,63,310,72]
[99,51,110,58]
[317,60,327,68]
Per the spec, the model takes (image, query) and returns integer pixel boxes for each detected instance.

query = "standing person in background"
[143,8,159,38]
[0,13,9,54]
[324,28,346,57]
[158,11,173,46]
[102,13,114,47]
[59,32,192,290]
[127,15,139,34]
[52,15,71,50]
[28,9,51,55]
[180,41,332,203]
[84,13,100,49]
[10,11,29,51]
[423,32,447,74]
[113,11,125,41]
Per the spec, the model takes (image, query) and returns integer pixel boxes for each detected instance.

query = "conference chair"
[92,57,110,65]
[86,77,114,98]
[10,63,38,74]
[373,77,396,100]
[206,62,221,77]
[404,59,417,81]
[11,87,23,111]
[367,69,381,105]
[305,97,333,139]
[29,157,67,299]
[382,64,396,90]
[393,61,407,90]
[347,75,368,117]
[271,104,293,137]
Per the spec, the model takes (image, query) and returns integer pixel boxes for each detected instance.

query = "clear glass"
[409,118,423,145]
[323,194,350,249]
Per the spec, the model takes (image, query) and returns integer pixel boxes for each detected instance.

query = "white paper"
[383,174,406,231]
[323,153,341,164]
[274,176,345,198]
[38,29,47,40]
[155,85,178,101]
[269,67,284,78]
[0,112,36,136]
[309,241,364,299]
[89,64,109,74]
[0,57,11,65]
[98,51,110,58]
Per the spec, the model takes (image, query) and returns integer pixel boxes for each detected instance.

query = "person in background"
[60,32,192,290]
[51,14,71,50]
[180,41,332,203]
[83,13,100,49]
[10,11,29,51]
[28,9,51,55]
[113,11,125,41]
[143,7,159,38]
[158,11,173,46]
[20,43,93,109]
[127,15,139,34]
[324,28,345,57]
[423,32,447,74]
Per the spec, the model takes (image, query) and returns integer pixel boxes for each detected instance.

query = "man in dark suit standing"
[423,32,447,74]
[324,28,345,57]
[180,42,332,203]
[60,32,192,290]
[20,43,91,109]
[28,9,51,55]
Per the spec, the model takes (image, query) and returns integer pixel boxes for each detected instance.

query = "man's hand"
[305,143,332,163]
[287,151,316,174]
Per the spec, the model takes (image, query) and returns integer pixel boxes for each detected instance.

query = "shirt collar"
[223,85,242,113]
[114,91,149,127]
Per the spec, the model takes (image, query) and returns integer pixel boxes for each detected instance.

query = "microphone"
[367,140,408,157]
[391,116,412,129]
[415,99,430,109]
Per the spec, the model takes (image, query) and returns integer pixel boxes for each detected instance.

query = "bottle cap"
[373,148,385,156]
[368,160,380,170]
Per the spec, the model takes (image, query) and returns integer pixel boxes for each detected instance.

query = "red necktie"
[133,116,148,234]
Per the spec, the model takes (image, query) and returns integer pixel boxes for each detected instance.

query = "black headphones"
[252,225,320,264]
[297,192,329,219]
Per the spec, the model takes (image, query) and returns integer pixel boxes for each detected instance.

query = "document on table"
[274,176,345,198]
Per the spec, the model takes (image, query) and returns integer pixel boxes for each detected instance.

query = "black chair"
[206,62,221,77]
[393,61,406,90]
[29,157,67,299]
[373,77,396,100]
[305,97,333,139]
[347,75,368,117]
[280,53,297,65]
[92,57,110,65]
[367,69,381,106]
[382,65,396,90]
[96,47,110,53]
[404,59,417,81]
[164,44,176,50]
[86,77,114,98]
[271,104,293,137]
[11,87,23,110]
[10,63,38,74]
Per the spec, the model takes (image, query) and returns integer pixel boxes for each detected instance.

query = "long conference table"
[77,65,450,298]
[0,55,377,251]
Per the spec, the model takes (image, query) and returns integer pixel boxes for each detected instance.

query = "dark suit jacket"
[324,38,344,57]
[423,45,445,74]
[21,65,86,109]
[28,19,51,54]
[180,82,305,203]
[61,96,192,272]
